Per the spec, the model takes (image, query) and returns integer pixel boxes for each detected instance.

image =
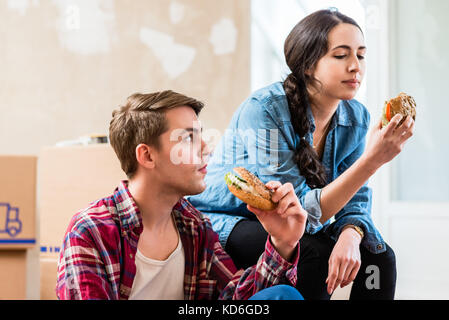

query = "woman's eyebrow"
[331,45,367,51]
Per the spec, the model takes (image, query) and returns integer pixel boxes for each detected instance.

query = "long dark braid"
[284,73,327,189]
[282,9,362,189]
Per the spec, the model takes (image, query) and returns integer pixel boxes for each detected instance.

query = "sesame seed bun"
[382,92,416,128]
[225,167,276,211]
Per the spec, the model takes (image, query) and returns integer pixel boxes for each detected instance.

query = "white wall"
[386,0,449,299]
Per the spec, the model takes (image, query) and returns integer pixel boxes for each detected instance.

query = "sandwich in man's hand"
[224,167,276,211]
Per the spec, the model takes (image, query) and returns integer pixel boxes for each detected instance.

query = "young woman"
[188,9,414,300]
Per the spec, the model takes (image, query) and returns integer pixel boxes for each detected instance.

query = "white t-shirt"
[129,236,185,300]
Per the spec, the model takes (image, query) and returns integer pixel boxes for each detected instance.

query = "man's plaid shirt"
[56,181,299,300]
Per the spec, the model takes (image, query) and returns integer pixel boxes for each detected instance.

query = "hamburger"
[224,167,276,211]
[382,92,416,128]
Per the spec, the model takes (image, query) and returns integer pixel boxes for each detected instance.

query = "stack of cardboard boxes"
[0,156,37,299]
[0,144,125,299]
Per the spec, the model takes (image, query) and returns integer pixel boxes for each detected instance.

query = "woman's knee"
[360,242,397,279]
[377,243,397,270]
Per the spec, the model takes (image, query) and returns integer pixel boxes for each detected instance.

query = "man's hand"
[326,226,362,294]
[247,181,308,262]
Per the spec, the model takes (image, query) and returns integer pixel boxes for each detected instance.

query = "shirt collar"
[112,181,193,235]
[306,100,353,132]
[295,100,352,148]
[334,100,353,127]
[113,180,142,234]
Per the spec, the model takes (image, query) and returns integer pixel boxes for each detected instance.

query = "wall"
[0,0,250,155]
[385,0,449,299]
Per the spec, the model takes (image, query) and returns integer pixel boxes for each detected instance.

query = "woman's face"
[308,23,366,102]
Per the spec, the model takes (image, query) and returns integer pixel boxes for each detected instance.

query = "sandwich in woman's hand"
[224,167,276,211]
[382,92,416,128]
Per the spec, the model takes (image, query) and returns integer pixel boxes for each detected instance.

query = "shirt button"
[129,253,133,259]
[377,244,383,250]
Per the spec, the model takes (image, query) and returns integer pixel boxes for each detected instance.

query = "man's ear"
[135,144,156,169]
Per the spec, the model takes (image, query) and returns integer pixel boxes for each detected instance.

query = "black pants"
[225,220,397,300]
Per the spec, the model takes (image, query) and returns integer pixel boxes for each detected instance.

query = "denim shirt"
[188,82,386,254]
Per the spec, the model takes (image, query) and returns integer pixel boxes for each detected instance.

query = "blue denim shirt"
[188,82,386,254]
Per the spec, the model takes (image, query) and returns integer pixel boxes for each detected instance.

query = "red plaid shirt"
[56,181,299,300]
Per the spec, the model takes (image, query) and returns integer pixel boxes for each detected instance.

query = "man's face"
[152,106,209,197]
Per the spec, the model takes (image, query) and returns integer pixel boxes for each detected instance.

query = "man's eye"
[183,135,192,142]
[358,55,365,60]
[334,55,346,59]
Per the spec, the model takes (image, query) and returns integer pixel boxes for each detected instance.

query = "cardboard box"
[0,155,37,249]
[0,251,27,299]
[39,144,126,299]
[40,257,58,300]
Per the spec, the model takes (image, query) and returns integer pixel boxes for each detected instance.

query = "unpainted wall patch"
[52,0,117,55]
[139,27,196,79]
[170,1,185,24]
[209,18,237,55]
[7,0,40,16]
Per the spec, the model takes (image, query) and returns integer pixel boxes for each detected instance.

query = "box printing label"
[0,202,22,238]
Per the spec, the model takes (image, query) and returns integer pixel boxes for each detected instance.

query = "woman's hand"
[326,226,362,294]
[247,181,308,262]
[362,114,415,171]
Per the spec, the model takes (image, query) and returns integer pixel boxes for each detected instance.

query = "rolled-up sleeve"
[326,182,385,253]
[300,187,323,233]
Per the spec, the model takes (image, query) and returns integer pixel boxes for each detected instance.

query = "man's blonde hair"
[109,90,204,179]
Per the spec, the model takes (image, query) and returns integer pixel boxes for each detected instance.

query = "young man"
[56,90,307,300]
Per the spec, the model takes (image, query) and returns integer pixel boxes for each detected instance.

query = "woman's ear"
[135,144,156,169]
[305,67,314,77]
